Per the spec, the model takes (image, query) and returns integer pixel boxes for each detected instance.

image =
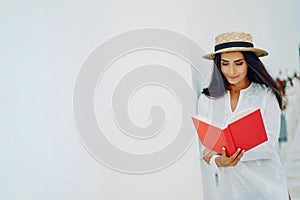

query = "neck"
[229,80,251,93]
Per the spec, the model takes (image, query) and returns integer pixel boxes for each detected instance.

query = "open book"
[192,108,268,156]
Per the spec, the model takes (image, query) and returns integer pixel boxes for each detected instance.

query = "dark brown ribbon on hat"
[215,41,254,51]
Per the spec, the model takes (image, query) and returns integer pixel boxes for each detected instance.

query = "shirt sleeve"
[197,94,210,158]
[198,93,209,117]
[241,89,281,161]
[198,95,223,172]
[210,154,224,171]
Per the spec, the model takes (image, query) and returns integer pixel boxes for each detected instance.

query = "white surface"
[0,0,299,199]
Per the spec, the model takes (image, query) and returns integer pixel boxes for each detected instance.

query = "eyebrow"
[221,59,244,62]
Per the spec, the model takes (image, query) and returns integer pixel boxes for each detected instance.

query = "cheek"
[240,65,248,75]
[220,66,227,74]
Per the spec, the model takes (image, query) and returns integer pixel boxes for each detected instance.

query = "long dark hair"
[202,51,283,109]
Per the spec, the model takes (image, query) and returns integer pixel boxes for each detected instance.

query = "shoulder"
[198,93,210,108]
[242,82,276,108]
[198,92,227,113]
[198,93,222,116]
[251,82,279,109]
[199,92,225,103]
[254,83,276,98]
[251,82,274,98]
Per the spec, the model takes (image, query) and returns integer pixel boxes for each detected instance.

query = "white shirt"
[198,82,289,200]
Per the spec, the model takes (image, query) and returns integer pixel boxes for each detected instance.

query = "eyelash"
[221,62,243,66]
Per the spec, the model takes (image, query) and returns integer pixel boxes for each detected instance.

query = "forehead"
[221,51,244,60]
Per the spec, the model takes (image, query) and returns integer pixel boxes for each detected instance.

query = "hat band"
[214,41,254,51]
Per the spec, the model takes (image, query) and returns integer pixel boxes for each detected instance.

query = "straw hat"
[202,32,268,60]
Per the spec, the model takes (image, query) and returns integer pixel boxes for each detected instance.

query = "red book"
[192,108,268,156]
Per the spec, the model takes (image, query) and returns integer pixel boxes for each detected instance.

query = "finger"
[204,151,212,157]
[237,150,245,160]
[221,147,226,157]
[203,148,212,156]
[203,156,210,164]
[229,148,241,162]
[205,158,210,164]
[208,151,217,158]
[231,150,245,166]
[203,152,214,164]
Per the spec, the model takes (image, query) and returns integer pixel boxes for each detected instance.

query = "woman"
[199,32,290,199]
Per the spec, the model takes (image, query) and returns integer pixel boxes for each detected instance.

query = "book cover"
[192,108,268,156]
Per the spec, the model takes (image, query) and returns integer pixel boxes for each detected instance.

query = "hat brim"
[202,47,268,60]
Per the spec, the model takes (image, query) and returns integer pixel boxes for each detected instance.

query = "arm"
[241,90,281,161]
[203,147,244,169]
[198,94,242,167]
[199,94,247,168]
[197,95,219,164]
[197,94,209,158]
[203,147,218,164]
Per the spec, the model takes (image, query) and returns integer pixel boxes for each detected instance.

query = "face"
[220,51,249,88]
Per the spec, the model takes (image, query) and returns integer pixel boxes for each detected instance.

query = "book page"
[192,115,225,129]
[227,107,259,124]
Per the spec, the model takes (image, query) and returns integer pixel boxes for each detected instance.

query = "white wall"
[0,0,299,200]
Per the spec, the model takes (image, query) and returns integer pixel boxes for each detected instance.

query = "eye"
[235,62,243,66]
[221,62,228,66]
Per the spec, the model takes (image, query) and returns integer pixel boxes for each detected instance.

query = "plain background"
[0,0,299,199]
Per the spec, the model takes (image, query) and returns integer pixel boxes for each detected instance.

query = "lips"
[228,76,238,79]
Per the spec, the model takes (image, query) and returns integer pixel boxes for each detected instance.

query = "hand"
[215,147,244,167]
[202,148,217,164]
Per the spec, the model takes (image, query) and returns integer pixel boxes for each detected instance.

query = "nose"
[228,64,236,75]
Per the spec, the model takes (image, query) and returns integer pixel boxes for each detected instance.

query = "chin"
[228,80,239,85]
